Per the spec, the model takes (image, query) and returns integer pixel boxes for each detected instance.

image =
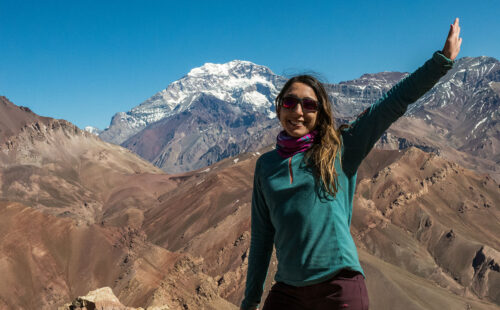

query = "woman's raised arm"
[341,18,462,176]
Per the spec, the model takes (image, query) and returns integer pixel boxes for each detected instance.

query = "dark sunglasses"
[281,96,320,112]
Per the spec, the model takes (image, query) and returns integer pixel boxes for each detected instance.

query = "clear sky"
[1,0,499,130]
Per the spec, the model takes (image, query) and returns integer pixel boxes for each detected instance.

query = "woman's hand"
[441,17,462,61]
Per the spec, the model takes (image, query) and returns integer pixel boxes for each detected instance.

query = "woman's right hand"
[441,17,462,60]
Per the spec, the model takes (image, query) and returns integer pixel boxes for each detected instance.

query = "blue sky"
[1,0,499,130]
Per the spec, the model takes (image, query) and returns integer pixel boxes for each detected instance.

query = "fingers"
[447,18,461,51]
[454,19,461,37]
[450,18,460,38]
[447,21,459,41]
[452,18,459,33]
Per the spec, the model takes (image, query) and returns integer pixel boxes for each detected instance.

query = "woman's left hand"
[442,17,462,61]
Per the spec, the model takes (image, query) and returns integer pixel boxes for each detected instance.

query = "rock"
[57,287,133,310]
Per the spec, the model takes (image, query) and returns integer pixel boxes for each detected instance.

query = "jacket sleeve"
[241,159,275,310]
[341,51,454,176]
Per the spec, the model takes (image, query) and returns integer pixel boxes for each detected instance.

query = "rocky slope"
[1,81,499,310]
[354,148,500,305]
[0,98,239,309]
[121,93,279,173]
[377,56,500,182]
[51,146,500,310]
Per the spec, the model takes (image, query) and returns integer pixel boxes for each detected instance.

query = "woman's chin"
[284,128,309,138]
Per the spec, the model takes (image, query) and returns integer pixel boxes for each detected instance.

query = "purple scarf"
[276,130,317,158]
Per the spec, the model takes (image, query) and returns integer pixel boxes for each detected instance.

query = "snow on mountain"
[84,126,102,135]
[325,71,407,119]
[406,56,500,145]
[99,60,286,144]
[96,55,499,177]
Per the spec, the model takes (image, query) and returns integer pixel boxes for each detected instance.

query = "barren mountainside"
[1,54,499,309]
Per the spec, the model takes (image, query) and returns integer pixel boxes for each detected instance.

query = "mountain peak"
[186,60,274,78]
[0,96,48,144]
[100,60,285,145]
[456,55,499,64]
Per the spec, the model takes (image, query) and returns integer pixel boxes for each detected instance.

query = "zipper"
[288,156,294,184]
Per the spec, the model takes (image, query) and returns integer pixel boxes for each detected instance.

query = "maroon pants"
[262,269,369,310]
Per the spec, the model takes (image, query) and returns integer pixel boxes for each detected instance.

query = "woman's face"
[278,82,319,138]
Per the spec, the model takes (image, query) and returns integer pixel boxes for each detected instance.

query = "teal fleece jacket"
[241,51,453,310]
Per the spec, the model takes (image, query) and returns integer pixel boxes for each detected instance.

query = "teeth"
[290,120,302,125]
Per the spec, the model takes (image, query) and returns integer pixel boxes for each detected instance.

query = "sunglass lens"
[302,99,318,111]
[282,97,299,109]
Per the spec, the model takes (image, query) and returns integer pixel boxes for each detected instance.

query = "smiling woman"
[240,18,462,310]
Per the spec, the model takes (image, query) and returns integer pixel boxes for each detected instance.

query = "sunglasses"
[281,96,320,112]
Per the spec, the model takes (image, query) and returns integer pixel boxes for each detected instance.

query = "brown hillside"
[0,97,498,309]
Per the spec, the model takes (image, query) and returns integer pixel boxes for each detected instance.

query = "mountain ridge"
[95,55,499,179]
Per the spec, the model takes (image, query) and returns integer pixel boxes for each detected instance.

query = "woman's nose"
[292,103,303,114]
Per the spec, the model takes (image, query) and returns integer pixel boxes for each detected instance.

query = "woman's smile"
[288,119,304,126]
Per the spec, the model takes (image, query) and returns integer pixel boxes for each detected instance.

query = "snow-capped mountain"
[97,59,408,173]
[97,55,499,177]
[84,126,102,135]
[99,60,286,145]
[407,56,499,148]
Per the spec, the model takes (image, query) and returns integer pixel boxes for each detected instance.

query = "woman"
[240,19,462,310]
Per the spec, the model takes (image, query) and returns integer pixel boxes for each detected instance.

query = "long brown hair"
[275,75,347,197]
